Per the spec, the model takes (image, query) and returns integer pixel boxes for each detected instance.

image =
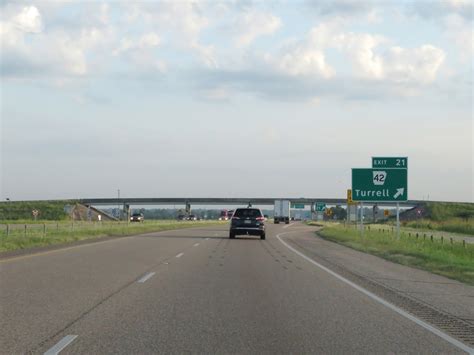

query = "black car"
[229,208,266,240]
[130,213,144,222]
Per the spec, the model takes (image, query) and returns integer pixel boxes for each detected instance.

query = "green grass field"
[312,223,474,285]
[402,202,474,235]
[0,220,226,253]
[402,218,473,235]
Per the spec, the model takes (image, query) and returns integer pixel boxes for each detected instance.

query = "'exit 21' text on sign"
[372,157,407,169]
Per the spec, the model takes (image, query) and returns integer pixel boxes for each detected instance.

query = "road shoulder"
[281,226,474,348]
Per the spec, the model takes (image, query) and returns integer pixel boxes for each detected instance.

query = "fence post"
[450,237,453,245]
[6,224,9,237]
[430,235,433,242]
[43,223,46,237]
[24,224,27,237]
[441,236,444,244]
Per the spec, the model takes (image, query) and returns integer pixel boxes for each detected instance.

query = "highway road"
[1,223,472,354]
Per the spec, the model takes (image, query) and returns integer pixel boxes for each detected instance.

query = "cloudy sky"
[1,0,472,202]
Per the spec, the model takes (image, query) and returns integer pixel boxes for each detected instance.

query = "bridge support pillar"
[123,204,130,221]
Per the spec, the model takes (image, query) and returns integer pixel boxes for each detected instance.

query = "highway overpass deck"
[78,197,428,207]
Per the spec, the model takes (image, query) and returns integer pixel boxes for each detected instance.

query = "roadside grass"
[0,220,226,252]
[314,224,474,285]
[402,218,473,236]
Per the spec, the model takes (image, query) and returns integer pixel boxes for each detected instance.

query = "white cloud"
[115,32,161,54]
[124,1,215,67]
[410,0,472,60]
[234,10,281,47]
[276,48,335,78]
[1,4,113,78]
[334,32,386,79]
[269,21,445,84]
[330,31,445,84]
[383,45,446,84]
[268,22,337,78]
[113,32,166,73]
[12,5,42,33]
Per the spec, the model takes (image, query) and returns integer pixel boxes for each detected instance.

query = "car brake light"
[256,216,264,221]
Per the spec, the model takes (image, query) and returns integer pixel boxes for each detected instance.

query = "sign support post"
[396,202,400,239]
[359,202,364,235]
[346,203,349,226]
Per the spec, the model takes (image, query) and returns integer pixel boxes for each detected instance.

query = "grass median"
[0,220,227,253]
[313,223,474,285]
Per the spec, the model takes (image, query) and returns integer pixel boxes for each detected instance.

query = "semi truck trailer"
[274,200,290,224]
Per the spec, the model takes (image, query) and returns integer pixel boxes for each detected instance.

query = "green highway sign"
[315,203,326,212]
[291,203,305,209]
[372,157,408,169]
[352,168,407,201]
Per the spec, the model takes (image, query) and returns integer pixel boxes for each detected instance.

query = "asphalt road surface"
[0,223,471,354]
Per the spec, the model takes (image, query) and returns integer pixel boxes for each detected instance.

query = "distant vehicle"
[274,200,290,224]
[189,214,197,221]
[229,208,266,240]
[130,213,144,222]
[220,210,230,221]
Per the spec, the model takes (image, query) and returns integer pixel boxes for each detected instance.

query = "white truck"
[274,200,291,224]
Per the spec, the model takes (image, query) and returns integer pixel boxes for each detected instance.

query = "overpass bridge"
[78,197,426,219]
[79,197,424,208]
[74,197,435,221]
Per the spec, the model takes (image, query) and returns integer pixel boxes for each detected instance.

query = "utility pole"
[117,189,121,220]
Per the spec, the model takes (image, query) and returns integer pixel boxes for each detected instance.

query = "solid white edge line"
[276,232,474,354]
[44,335,78,355]
[137,272,156,283]
[176,252,184,258]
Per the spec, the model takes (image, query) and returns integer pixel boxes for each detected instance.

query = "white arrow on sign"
[393,188,404,199]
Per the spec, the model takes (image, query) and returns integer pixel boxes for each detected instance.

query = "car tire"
[260,233,266,240]
[229,232,235,239]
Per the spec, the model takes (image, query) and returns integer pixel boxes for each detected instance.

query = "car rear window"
[234,209,262,218]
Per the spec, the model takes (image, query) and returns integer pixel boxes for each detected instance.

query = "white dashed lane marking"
[176,252,184,258]
[44,335,78,355]
[137,272,155,283]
